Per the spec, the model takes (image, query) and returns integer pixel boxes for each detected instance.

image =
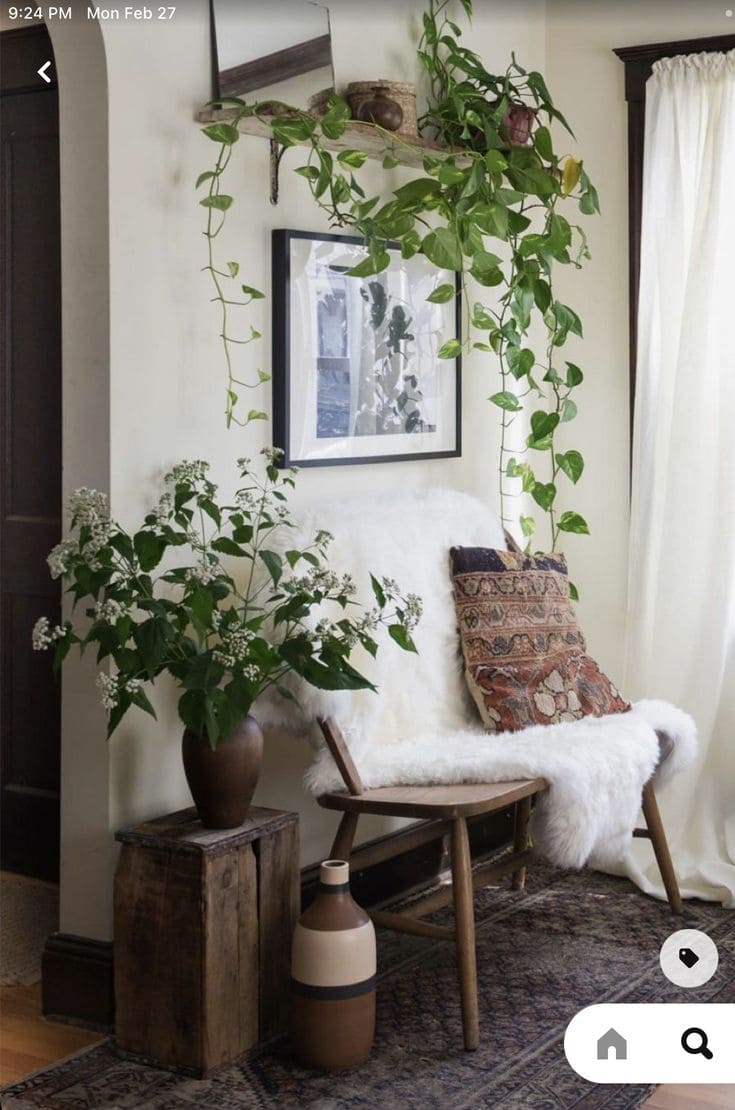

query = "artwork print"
[273,230,461,466]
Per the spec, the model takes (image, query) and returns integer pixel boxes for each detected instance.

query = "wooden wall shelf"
[197,106,461,170]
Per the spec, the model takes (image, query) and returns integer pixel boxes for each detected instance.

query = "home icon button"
[597,1027,627,1061]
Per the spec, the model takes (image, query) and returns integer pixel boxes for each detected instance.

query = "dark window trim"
[613,34,735,435]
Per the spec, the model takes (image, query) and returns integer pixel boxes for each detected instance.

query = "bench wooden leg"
[641,781,683,915]
[330,811,359,862]
[450,817,479,1051]
[512,795,532,891]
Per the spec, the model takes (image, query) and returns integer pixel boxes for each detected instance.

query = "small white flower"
[124,678,142,695]
[186,529,200,545]
[47,539,76,579]
[165,460,209,485]
[403,593,423,631]
[32,617,68,650]
[96,672,118,710]
[68,487,109,525]
[32,617,52,651]
[261,446,284,463]
[94,598,127,622]
[213,624,257,669]
[235,489,256,510]
[381,576,399,595]
[154,493,172,523]
[236,457,252,470]
[185,561,215,586]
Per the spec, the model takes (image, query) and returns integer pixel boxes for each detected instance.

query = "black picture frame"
[272,229,462,468]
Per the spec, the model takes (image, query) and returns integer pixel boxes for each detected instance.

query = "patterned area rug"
[0,874,58,986]
[2,861,734,1109]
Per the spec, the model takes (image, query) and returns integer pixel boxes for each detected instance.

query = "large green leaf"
[259,549,283,586]
[211,537,246,557]
[133,531,166,572]
[422,228,463,271]
[556,450,584,484]
[134,618,171,678]
[337,149,368,169]
[347,250,390,278]
[438,338,462,359]
[190,587,214,633]
[271,117,316,146]
[506,346,534,380]
[558,511,590,534]
[565,362,584,387]
[532,481,556,510]
[200,194,233,211]
[426,283,456,304]
[320,98,351,140]
[388,624,417,653]
[201,122,240,145]
[533,125,554,162]
[489,390,521,412]
[393,178,441,205]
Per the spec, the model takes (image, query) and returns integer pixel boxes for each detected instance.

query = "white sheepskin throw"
[255,488,697,870]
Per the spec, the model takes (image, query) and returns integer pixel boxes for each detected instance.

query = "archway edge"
[46,15,113,941]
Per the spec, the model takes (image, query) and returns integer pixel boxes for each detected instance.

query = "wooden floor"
[0,983,732,1105]
[0,983,103,1085]
[644,1087,735,1108]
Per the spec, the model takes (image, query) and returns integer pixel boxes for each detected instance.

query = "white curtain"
[622,50,735,907]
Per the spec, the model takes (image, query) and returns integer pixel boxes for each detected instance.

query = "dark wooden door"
[1,25,62,880]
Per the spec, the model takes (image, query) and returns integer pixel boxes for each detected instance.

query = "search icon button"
[681,1027,713,1060]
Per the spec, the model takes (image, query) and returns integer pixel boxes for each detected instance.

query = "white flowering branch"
[34,451,423,749]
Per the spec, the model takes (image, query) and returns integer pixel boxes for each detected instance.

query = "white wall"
[50,0,730,940]
[47,0,545,940]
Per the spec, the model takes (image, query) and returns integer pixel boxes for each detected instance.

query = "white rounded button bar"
[564,1004,735,1084]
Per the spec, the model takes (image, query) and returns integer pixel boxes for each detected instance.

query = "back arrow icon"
[38,61,52,84]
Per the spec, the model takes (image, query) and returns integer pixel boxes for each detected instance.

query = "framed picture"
[272,229,461,467]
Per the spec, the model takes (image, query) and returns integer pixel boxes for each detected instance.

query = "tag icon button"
[660,929,718,987]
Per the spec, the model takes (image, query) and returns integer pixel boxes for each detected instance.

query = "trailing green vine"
[196,0,598,563]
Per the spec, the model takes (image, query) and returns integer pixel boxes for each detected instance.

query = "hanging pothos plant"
[197,0,599,575]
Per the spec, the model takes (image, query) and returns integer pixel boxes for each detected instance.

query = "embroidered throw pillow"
[450,546,630,733]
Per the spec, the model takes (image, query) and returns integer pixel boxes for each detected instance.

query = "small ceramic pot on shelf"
[291,859,377,1069]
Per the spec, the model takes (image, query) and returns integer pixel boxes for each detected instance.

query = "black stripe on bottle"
[291,975,376,1000]
[318,880,350,894]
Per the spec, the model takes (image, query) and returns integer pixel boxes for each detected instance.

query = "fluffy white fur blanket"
[256,488,697,870]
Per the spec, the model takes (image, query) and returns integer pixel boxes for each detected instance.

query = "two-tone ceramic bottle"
[291,860,376,1069]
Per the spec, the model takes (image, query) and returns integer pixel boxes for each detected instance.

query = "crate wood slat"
[196,107,470,170]
[256,819,300,1041]
[114,806,298,1076]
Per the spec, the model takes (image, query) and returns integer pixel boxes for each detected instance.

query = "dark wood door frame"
[613,34,735,435]
[1,23,62,879]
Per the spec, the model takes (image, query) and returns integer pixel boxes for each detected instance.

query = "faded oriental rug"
[2,861,734,1109]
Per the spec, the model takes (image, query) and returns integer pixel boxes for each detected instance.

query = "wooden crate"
[114,806,299,1076]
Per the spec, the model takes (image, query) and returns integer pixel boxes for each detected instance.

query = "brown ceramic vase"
[181,715,263,829]
[291,860,376,1070]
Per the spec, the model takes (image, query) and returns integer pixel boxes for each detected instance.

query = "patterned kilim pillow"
[450,546,631,733]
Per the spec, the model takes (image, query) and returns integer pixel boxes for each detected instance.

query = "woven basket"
[308,87,335,116]
[346,80,417,137]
